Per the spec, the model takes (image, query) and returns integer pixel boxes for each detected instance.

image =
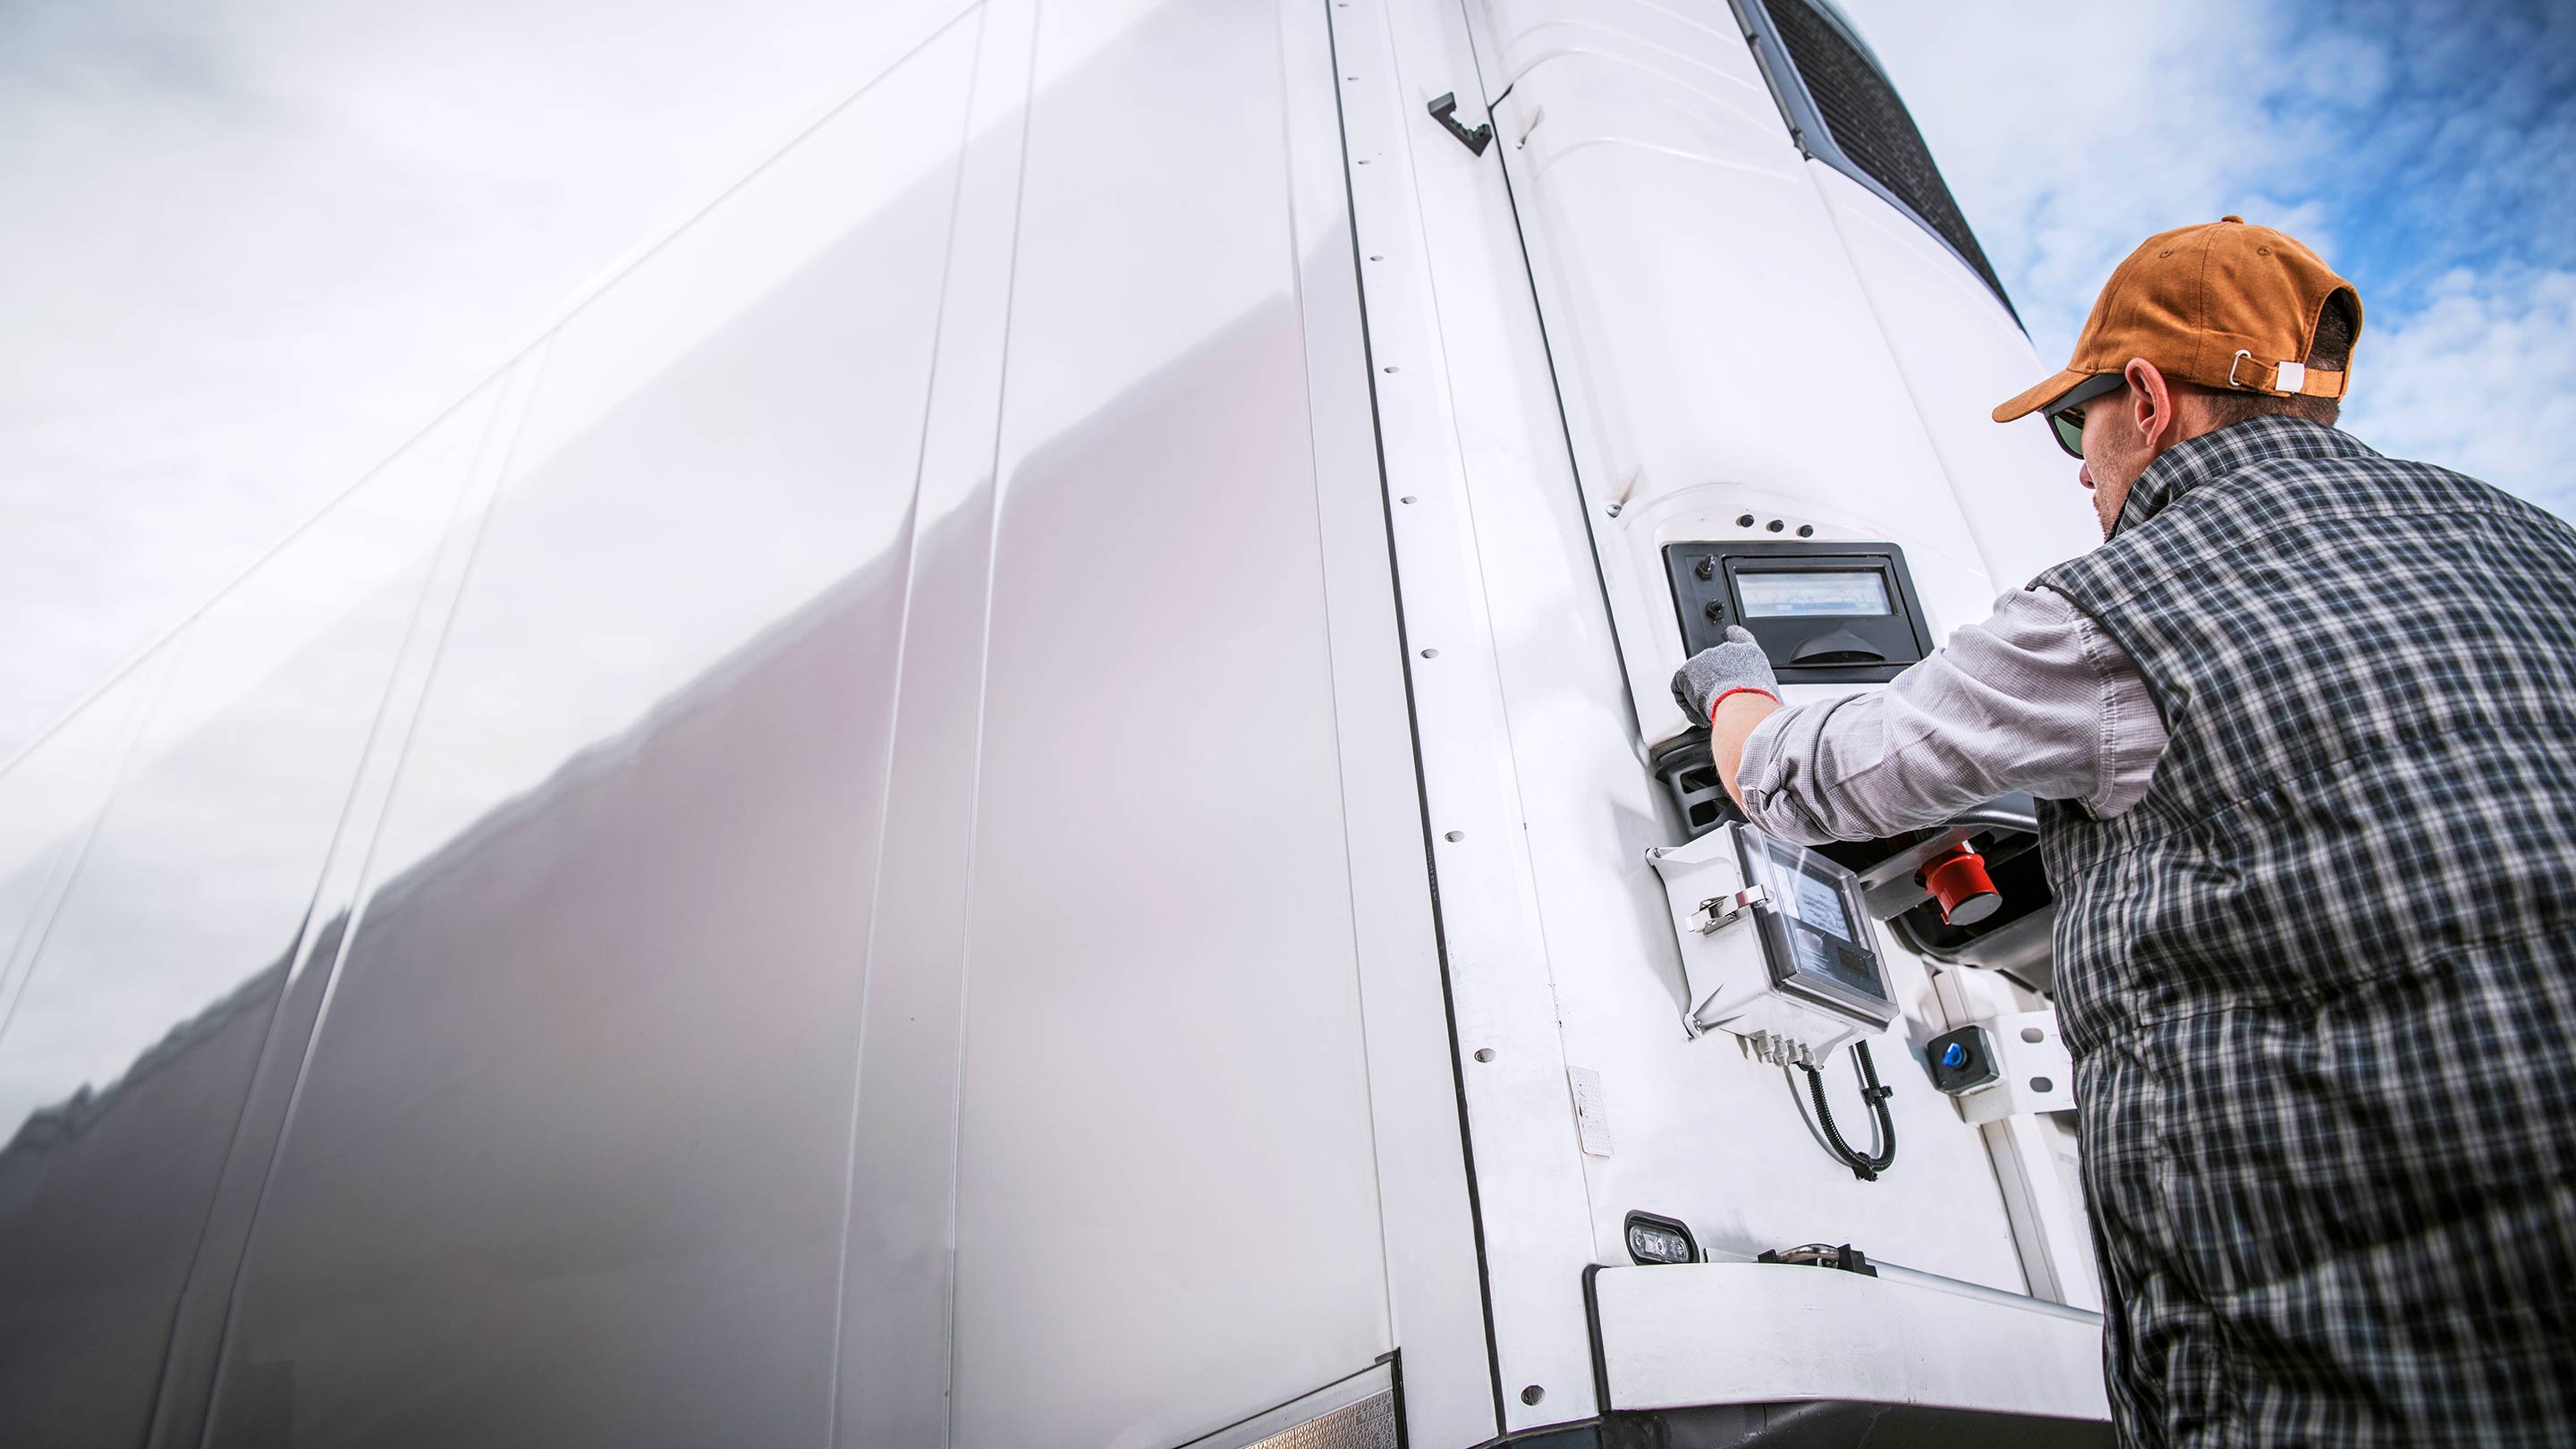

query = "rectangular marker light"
[1625,1210,1699,1265]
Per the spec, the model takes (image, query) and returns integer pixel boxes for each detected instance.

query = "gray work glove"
[1670,626,1779,727]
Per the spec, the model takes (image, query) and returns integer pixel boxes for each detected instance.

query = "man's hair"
[2183,289,2359,428]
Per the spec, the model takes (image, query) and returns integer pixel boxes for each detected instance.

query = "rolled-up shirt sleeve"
[1736,587,2165,844]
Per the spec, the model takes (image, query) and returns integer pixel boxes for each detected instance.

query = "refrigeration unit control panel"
[1646,822,1896,1062]
[1664,540,1935,683]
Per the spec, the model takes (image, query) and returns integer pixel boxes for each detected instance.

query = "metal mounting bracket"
[1426,91,1493,156]
[1757,1242,1879,1277]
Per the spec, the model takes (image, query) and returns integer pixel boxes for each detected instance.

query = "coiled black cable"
[1799,1040,1897,1181]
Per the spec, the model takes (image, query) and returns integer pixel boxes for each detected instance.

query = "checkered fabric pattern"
[2032,416,2576,1448]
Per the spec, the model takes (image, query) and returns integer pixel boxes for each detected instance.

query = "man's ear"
[2123,357,2179,449]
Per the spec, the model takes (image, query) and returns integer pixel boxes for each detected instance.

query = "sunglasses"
[2046,373,2128,460]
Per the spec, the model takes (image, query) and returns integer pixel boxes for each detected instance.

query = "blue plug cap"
[1939,1041,1970,1070]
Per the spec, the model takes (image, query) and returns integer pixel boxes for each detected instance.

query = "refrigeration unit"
[0,1,2111,1445]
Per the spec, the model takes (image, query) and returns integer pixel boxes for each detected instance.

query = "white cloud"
[1839,0,2319,361]
[2343,267,2576,513]
[1840,0,2575,516]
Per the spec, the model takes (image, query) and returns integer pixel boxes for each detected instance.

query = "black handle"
[1428,92,1494,157]
[1790,627,1886,665]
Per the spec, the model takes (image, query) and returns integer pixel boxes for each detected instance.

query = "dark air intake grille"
[1762,0,2012,309]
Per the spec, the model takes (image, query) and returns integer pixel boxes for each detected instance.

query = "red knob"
[1918,843,2000,927]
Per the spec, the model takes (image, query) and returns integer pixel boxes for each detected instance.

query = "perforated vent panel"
[1761,0,2012,312]
[1241,1390,1399,1449]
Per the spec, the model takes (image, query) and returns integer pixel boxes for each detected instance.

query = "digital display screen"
[1792,923,1883,997]
[1783,869,1851,939]
[1782,861,1876,994]
[1737,571,1892,618]
[1747,829,1890,1007]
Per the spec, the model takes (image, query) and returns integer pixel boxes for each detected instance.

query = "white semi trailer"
[0,2,2114,1445]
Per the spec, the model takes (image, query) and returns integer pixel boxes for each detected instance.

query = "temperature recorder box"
[1664,541,1935,684]
[1646,821,1896,1063]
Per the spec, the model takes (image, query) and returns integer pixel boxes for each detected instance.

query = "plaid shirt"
[2033,417,2576,1447]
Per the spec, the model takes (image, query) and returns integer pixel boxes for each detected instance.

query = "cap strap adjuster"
[2227,349,2308,395]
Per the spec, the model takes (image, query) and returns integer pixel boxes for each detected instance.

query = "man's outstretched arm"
[1674,589,2166,846]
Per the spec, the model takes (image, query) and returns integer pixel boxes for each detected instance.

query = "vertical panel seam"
[938,4,1043,1443]
[1323,0,1513,1429]
[822,6,989,1445]
[137,386,502,1449]
[1276,0,1402,1355]
[187,340,549,1447]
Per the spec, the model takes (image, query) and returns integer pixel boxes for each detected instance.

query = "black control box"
[1665,541,1935,684]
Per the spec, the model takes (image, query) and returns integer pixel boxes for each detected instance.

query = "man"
[1674,217,2576,1447]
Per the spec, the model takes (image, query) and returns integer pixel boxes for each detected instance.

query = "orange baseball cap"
[1993,216,2363,421]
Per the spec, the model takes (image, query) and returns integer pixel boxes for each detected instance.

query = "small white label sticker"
[1568,1066,1614,1157]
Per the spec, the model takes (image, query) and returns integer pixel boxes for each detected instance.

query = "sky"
[1841,0,2576,514]
[1,0,2569,762]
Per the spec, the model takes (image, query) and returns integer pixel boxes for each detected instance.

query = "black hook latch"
[1427,92,1493,157]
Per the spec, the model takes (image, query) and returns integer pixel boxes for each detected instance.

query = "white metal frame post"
[1288,0,1504,1443]
[1326,0,1606,1432]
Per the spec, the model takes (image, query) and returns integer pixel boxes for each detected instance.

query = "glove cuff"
[1705,685,1780,724]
